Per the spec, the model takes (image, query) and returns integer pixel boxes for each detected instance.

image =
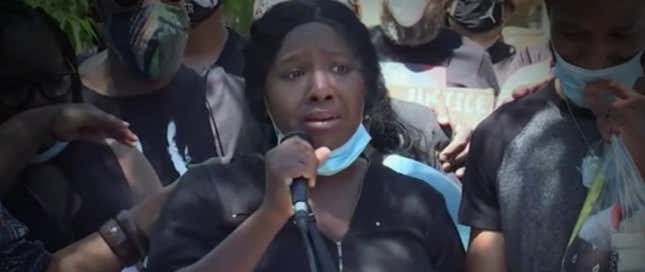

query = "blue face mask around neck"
[273,121,372,177]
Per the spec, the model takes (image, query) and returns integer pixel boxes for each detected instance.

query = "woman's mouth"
[303,111,341,131]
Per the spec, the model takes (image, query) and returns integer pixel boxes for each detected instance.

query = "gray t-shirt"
[459,82,601,271]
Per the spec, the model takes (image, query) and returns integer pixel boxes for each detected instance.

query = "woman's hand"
[49,104,138,146]
[261,136,330,221]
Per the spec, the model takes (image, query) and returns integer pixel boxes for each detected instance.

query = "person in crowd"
[81,0,261,186]
[0,0,161,255]
[372,0,500,177]
[459,0,645,270]
[182,0,268,163]
[0,103,173,272]
[183,0,245,77]
[146,1,465,271]
[448,0,553,103]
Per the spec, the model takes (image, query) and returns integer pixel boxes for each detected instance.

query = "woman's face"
[265,22,366,149]
[550,0,645,69]
[0,24,72,122]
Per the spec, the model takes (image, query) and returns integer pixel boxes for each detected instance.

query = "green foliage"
[19,0,253,52]
[222,0,253,36]
[22,0,99,53]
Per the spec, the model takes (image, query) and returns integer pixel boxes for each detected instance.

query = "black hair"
[244,0,428,160]
[0,0,82,103]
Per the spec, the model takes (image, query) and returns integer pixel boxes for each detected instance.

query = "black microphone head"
[280,131,312,145]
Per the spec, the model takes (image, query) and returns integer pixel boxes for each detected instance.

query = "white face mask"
[30,141,69,164]
[381,0,443,47]
[387,0,427,27]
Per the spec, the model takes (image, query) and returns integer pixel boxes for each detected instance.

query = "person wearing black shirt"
[81,0,261,185]
[146,1,465,271]
[460,0,645,271]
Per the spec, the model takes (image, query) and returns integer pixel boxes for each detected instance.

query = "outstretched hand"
[49,103,138,147]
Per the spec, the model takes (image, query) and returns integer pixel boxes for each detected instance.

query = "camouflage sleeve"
[0,203,50,272]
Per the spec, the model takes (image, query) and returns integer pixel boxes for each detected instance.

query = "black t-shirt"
[82,30,250,186]
[3,142,134,252]
[459,81,600,271]
[146,154,465,271]
[83,66,214,185]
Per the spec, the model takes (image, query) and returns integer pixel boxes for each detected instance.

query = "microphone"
[279,132,313,219]
[291,177,309,217]
[280,132,336,272]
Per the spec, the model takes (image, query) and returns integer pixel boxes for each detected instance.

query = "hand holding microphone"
[261,132,331,222]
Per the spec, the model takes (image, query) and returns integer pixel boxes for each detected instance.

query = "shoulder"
[473,81,557,150]
[168,154,266,209]
[370,162,447,213]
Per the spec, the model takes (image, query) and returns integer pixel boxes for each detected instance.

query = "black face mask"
[186,0,221,25]
[450,0,503,33]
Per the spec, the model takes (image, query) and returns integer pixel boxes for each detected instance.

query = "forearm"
[131,182,176,237]
[466,229,507,272]
[107,139,163,203]
[0,108,55,195]
[180,208,288,272]
[47,233,122,272]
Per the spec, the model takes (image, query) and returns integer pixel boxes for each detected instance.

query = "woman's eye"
[331,64,352,75]
[283,69,304,80]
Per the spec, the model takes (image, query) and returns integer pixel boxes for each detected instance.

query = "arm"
[459,118,509,272]
[47,233,121,272]
[107,139,163,202]
[466,229,507,272]
[147,137,329,272]
[182,141,329,272]
[146,166,289,272]
[47,181,176,271]
[0,104,136,196]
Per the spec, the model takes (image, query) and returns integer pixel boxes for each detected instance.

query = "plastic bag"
[562,136,645,272]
